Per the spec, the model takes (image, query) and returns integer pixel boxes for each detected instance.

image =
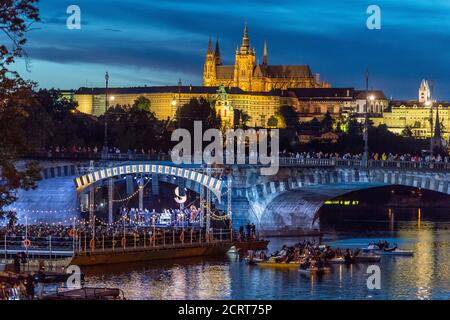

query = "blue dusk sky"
[8,0,450,100]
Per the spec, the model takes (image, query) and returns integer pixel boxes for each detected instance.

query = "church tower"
[203,37,217,86]
[233,23,256,91]
[419,79,431,104]
[215,85,234,128]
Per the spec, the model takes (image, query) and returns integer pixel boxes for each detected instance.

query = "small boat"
[43,287,125,300]
[379,249,414,256]
[245,257,264,265]
[353,255,381,263]
[298,266,331,276]
[327,257,346,264]
[362,247,413,256]
[227,246,239,254]
[256,261,301,269]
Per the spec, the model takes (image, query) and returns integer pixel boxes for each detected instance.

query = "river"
[79,221,450,300]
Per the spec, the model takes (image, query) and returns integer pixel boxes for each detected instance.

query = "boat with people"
[362,240,414,256]
[298,258,331,276]
[353,255,381,263]
[298,266,331,276]
[43,287,126,300]
[245,240,383,270]
[256,261,302,269]
[233,239,270,252]
[327,257,346,264]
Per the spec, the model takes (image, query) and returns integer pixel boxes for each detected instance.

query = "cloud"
[11,0,450,100]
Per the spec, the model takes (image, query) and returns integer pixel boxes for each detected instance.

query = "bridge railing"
[368,160,450,171]
[278,158,336,167]
[23,152,450,171]
[22,152,171,161]
[0,228,233,259]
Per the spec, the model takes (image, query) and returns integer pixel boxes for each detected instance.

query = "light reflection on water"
[81,223,450,300]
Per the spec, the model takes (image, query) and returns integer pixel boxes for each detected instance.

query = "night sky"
[9,0,450,100]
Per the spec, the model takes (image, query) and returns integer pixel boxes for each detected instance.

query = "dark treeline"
[18,90,431,156]
[277,107,430,155]
[20,89,174,153]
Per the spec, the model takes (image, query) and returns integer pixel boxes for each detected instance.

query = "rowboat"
[353,255,381,263]
[362,248,413,256]
[256,261,301,268]
[227,246,239,254]
[298,267,331,275]
[327,257,346,264]
[43,287,125,300]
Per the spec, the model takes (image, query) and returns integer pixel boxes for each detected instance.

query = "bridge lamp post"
[362,69,373,168]
[363,94,374,167]
[102,72,110,159]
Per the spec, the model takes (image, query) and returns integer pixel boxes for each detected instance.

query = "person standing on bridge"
[13,253,21,273]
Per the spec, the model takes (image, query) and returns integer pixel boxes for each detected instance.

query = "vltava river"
[82,222,450,300]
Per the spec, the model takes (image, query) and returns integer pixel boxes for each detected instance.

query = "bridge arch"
[234,166,450,235]
[74,162,225,201]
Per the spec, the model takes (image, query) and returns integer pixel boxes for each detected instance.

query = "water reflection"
[81,223,450,300]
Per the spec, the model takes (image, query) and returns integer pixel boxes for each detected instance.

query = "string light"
[111,188,140,203]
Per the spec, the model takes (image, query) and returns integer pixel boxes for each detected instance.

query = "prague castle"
[68,24,448,140]
[203,24,330,91]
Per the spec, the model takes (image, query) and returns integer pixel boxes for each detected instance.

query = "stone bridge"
[230,159,450,234]
[7,157,450,233]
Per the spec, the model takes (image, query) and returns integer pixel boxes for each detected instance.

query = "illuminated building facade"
[72,85,281,128]
[373,80,450,140]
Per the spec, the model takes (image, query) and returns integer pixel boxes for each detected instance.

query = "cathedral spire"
[262,39,268,65]
[241,22,250,51]
[214,39,222,65]
[207,36,213,55]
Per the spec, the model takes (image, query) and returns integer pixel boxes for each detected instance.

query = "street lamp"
[362,69,370,168]
[102,72,109,159]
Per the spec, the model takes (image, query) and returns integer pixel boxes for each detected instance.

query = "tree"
[176,98,220,131]
[320,111,333,132]
[133,95,153,114]
[234,109,251,128]
[401,125,414,138]
[0,0,41,221]
[21,89,101,149]
[104,104,161,151]
[278,105,299,128]
[267,115,278,128]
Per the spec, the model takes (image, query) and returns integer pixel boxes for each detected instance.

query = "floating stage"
[69,241,233,267]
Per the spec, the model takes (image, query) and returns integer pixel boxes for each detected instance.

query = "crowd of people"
[251,240,359,265]
[32,146,170,159]
[118,206,203,227]
[0,263,47,300]
[280,151,449,163]
[0,224,73,239]
[237,223,257,241]
[31,146,449,163]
